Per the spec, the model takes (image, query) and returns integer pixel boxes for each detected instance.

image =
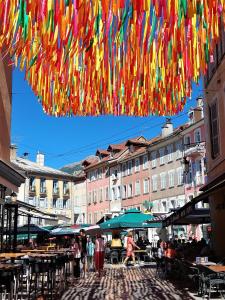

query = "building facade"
[203,22,225,256]
[11,151,76,226]
[119,137,150,211]
[73,173,87,224]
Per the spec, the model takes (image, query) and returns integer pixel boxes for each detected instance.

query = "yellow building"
[11,149,77,226]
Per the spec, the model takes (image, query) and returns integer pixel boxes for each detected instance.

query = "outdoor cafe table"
[205,265,225,273]
[0,253,26,262]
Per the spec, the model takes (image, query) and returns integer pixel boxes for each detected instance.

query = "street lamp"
[10,192,17,203]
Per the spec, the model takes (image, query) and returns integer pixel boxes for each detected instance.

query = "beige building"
[203,24,225,256]
[149,119,186,215]
[11,150,77,226]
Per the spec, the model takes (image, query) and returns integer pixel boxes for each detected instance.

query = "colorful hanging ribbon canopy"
[0,0,223,116]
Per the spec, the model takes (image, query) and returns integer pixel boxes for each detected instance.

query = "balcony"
[53,187,60,198]
[63,188,70,199]
[29,186,36,196]
[40,187,47,197]
[184,142,205,158]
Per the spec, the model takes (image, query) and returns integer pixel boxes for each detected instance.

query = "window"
[170,199,176,209]
[63,199,68,209]
[63,181,69,194]
[28,196,36,206]
[111,187,117,200]
[117,186,121,199]
[29,177,35,191]
[194,129,201,143]
[195,159,203,185]
[159,148,165,165]
[151,151,157,168]
[135,158,140,172]
[122,185,127,199]
[53,199,57,208]
[91,171,95,181]
[40,178,46,193]
[209,101,220,158]
[99,188,103,202]
[143,155,149,169]
[160,173,166,190]
[152,175,158,192]
[88,192,92,204]
[105,187,109,200]
[176,142,182,159]
[177,167,184,186]
[168,170,175,187]
[135,181,141,196]
[122,163,127,176]
[184,135,191,146]
[127,183,132,198]
[167,145,173,162]
[53,180,59,194]
[93,190,97,203]
[143,179,149,194]
[89,213,92,224]
[161,201,167,212]
[98,168,103,179]
[127,161,133,175]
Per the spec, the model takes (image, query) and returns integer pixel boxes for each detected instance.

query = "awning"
[0,160,25,192]
[200,172,225,193]
[17,233,37,240]
[162,192,210,227]
[100,209,160,230]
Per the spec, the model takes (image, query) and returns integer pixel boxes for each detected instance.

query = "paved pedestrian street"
[61,265,211,300]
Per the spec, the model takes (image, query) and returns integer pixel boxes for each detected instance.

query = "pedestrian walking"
[123,232,140,266]
[80,229,88,278]
[71,236,81,278]
[94,233,105,277]
[86,237,95,272]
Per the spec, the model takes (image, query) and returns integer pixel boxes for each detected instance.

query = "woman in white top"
[94,234,105,277]
[72,236,81,278]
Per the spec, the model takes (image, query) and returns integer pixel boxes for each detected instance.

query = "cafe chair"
[201,272,225,299]
[110,251,119,264]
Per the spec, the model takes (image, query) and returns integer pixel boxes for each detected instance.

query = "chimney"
[196,96,203,108]
[10,144,17,161]
[36,151,45,166]
[161,118,173,138]
[188,96,204,124]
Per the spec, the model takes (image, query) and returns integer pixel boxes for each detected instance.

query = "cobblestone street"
[62,265,202,300]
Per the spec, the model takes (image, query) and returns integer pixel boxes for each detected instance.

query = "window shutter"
[210,102,220,158]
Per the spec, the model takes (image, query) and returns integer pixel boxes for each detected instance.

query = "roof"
[118,147,147,162]
[107,143,126,151]
[96,149,110,156]
[125,136,150,146]
[12,157,76,179]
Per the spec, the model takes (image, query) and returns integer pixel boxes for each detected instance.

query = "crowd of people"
[71,229,105,279]
[154,237,213,261]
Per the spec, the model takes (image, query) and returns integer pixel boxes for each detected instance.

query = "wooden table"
[0,253,25,259]
[206,265,225,273]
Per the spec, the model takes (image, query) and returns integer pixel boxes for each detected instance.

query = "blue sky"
[11,68,203,169]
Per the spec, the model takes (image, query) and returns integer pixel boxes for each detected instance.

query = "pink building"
[83,153,110,225]
[183,98,206,202]
[119,137,150,211]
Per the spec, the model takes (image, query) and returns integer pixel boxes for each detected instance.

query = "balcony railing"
[40,187,47,195]
[184,142,205,157]
[53,187,60,198]
[29,186,36,195]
